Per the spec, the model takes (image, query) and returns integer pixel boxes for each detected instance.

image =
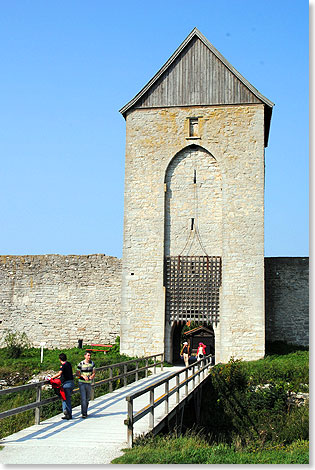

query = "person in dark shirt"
[51,353,74,420]
[180,341,190,367]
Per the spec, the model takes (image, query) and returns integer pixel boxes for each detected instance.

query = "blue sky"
[0,0,309,258]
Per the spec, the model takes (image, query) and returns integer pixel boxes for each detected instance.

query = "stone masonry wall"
[265,257,309,346]
[0,254,121,349]
[0,254,308,352]
[121,104,266,362]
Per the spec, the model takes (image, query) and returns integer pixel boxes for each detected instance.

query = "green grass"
[0,342,127,379]
[112,434,309,464]
[242,350,309,391]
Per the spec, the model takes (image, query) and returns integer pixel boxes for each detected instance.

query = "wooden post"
[35,383,42,425]
[149,388,154,430]
[135,361,139,381]
[109,367,113,393]
[126,397,133,448]
[194,388,201,424]
[165,380,169,415]
[90,377,95,400]
[185,369,188,396]
[192,364,195,389]
[124,365,127,387]
[176,374,179,404]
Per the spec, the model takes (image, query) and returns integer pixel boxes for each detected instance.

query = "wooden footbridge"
[0,354,213,464]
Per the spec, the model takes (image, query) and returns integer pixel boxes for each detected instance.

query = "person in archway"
[180,341,190,367]
[196,342,206,361]
[50,353,74,420]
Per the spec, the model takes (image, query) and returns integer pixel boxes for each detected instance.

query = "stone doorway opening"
[171,321,215,364]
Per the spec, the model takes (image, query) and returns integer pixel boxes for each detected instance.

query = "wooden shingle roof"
[120,28,274,146]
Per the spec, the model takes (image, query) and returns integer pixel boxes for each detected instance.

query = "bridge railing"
[90,353,164,398]
[0,353,164,425]
[124,354,213,447]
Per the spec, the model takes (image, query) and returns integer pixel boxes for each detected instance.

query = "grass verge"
[112,434,309,464]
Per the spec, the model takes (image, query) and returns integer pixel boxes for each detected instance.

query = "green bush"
[201,353,309,449]
[3,331,31,359]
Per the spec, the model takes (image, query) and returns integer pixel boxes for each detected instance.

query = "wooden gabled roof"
[184,326,214,336]
[120,28,274,146]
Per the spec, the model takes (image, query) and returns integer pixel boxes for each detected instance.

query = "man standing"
[50,353,74,420]
[180,341,190,367]
[76,351,95,418]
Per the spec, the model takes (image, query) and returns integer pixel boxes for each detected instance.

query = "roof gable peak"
[119,28,274,145]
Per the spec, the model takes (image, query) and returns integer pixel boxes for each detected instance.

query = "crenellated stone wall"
[0,254,121,348]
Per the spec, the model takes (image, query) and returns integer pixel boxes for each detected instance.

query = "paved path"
[0,366,185,464]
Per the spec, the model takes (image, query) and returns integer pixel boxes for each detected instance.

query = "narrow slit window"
[189,118,199,137]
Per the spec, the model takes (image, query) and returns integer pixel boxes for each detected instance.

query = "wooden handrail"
[0,352,164,425]
[124,355,213,447]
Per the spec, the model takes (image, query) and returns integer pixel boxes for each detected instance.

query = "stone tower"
[119,28,273,363]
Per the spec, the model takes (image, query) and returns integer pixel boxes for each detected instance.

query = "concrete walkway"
[0,366,184,464]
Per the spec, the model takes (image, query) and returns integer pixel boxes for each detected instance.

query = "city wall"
[265,257,309,347]
[0,255,308,350]
[0,254,121,348]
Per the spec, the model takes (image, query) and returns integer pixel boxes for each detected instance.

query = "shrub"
[4,331,31,359]
[107,336,120,356]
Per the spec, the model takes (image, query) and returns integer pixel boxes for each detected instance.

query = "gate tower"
[119,28,273,363]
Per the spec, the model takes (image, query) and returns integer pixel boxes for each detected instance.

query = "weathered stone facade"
[0,255,121,348]
[121,105,266,363]
[265,257,309,346]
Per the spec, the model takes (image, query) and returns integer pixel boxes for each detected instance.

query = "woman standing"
[196,342,206,361]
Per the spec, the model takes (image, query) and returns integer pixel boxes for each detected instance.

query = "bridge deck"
[0,365,190,464]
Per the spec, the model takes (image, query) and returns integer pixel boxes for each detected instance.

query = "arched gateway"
[164,145,222,362]
[119,28,274,363]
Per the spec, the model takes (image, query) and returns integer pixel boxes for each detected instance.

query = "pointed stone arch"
[164,144,222,362]
[164,144,222,258]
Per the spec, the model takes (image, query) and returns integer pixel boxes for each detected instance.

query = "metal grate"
[165,256,221,324]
